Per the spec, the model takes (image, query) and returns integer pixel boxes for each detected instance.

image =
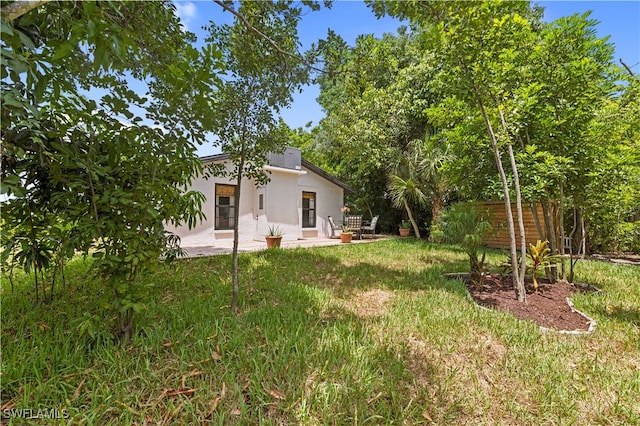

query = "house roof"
[199,153,356,195]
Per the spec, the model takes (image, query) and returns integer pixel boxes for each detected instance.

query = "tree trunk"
[496,101,528,290]
[118,308,134,346]
[568,204,578,283]
[559,180,566,280]
[507,144,528,286]
[530,202,544,240]
[541,197,558,283]
[230,149,245,312]
[404,198,421,239]
[474,94,525,302]
[1,0,51,20]
[579,208,586,258]
[432,192,443,226]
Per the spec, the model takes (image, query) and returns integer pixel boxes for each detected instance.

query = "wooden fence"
[479,201,546,249]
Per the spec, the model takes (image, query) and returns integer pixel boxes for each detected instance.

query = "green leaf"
[87,20,97,38]
[1,91,26,108]
[1,20,14,36]
[93,43,106,72]
[52,41,74,61]
[17,29,36,50]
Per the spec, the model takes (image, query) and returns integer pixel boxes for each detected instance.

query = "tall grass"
[2,239,639,424]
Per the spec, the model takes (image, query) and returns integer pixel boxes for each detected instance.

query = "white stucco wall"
[298,165,344,238]
[262,169,303,241]
[169,159,347,245]
[166,161,257,244]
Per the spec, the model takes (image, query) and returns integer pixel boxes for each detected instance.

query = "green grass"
[2,239,639,425]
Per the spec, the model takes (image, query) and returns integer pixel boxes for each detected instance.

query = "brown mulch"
[448,274,598,332]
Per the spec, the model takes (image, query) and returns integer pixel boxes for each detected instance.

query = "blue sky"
[172,0,639,156]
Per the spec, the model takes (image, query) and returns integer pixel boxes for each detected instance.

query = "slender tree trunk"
[230,149,245,312]
[496,100,528,287]
[568,204,577,257]
[432,192,443,226]
[568,204,578,283]
[51,266,56,302]
[474,93,525,301]
[34,266,40,303]
[507,144,528,285]
[530,202,544,240]
[559,180,566,280]
[541,197,558,282]
[119,309,134,345]
[579,208,586,258]
[404,198,421,239]
[27,204,40,303]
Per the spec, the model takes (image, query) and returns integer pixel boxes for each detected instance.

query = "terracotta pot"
[266,236,282,248]
[340,232,353,243]
[399,228,410,237]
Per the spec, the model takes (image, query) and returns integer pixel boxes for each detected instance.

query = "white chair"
[361,215,379,238]
[327,216,342,238]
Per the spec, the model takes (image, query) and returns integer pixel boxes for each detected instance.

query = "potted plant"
[399,220,411,237]
[340,225,353,243]
[265,224,283,248]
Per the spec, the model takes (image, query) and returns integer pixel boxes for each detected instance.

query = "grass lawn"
[2,239,639,425]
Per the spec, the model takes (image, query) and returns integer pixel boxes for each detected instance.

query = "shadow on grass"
[207,240,466,422]
[0,239,474,423]
[592,305,640,327]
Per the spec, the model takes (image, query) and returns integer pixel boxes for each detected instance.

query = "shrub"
[433,203,492,285]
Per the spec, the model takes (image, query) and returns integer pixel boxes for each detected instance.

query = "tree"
[369,0,545,301]
[418,133,453,226]
[521,12,617,270]
[1,1,219,341]
[205,0,320,311]
[584,78,640,254]
[387,137,451,239]
[315,28,447,228]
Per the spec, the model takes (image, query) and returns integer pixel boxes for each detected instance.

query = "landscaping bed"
[446,273,599,332]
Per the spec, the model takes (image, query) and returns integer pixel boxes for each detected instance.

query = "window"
[302,191,316,228]
[216,184,236,229]
[259,194,264,210]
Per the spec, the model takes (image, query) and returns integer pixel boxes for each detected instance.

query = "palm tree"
[388,175,428,238]
[387,142,428,238]
[418,135,452,226]
[388,135,453,239]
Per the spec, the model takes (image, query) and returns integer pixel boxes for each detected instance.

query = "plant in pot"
[399,220,411,237]
[340,225,353,243]
[265,225,283,249]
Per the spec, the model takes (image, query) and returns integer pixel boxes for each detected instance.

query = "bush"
[616,221,640,254]
[431,203,492,284]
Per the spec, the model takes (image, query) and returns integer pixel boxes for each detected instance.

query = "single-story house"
[168,147,355,244]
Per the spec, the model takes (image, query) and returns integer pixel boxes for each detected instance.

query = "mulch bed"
[446,273,599,332]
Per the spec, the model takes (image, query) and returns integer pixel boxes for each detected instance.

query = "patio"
[181,235,384,258]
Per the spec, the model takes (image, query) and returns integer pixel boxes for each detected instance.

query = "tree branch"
[619,58,639,82]
[212,0,324,73]
[1,0,52,21]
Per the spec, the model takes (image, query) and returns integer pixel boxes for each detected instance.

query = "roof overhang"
[263,165,307,176]
[198,153,356,195]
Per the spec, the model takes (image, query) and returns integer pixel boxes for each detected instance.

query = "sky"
[172,0,640,156]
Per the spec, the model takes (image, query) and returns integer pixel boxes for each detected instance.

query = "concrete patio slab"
[180,235,385,258]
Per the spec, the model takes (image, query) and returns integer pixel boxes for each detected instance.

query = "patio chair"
[361,215,379,238]
[346,215,363,239]
[327,216,342,238]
